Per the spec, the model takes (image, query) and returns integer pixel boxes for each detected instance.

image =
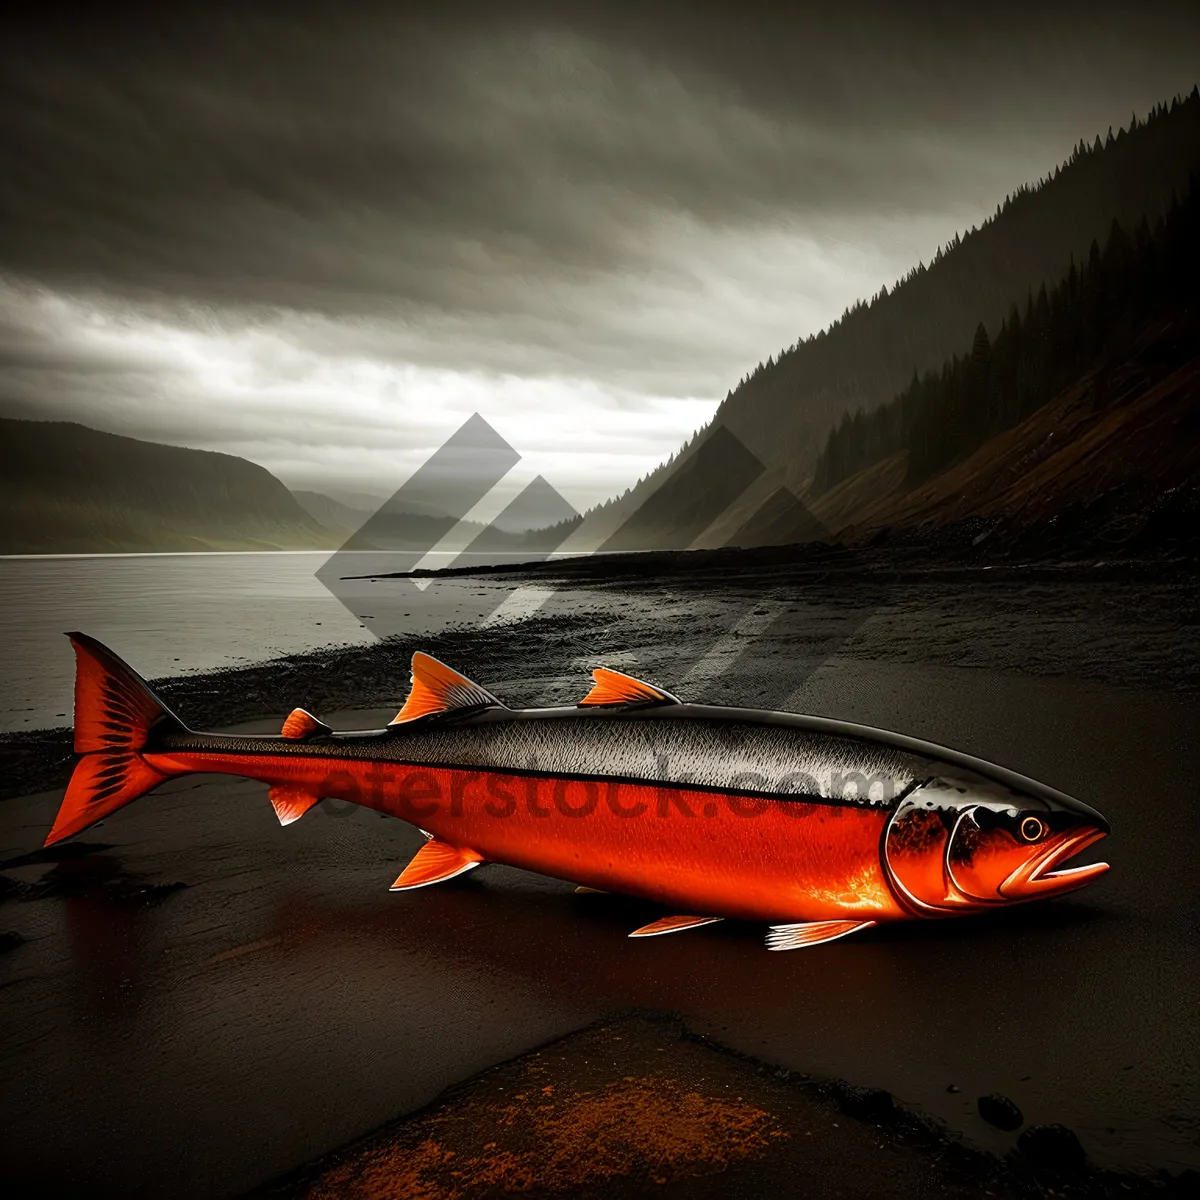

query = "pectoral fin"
[766,920,876,951]
[629,915,723,938]
[390,839,484,890]
[268,784,321,826]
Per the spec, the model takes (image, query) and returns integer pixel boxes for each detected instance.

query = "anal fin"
[630,915,723,938]
[269,784,321,826]
[766,919,876,951]
[390,839,484,890]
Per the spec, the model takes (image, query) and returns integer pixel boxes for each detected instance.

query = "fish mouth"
[1000,827,1110,900]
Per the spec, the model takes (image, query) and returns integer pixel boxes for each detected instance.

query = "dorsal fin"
[578,667,680,708]
[390,652,502,725]
[280,708,332,739]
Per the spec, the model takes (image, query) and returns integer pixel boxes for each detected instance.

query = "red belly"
[147,752,906,924]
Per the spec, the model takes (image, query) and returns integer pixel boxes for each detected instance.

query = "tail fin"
[45,633,187,847]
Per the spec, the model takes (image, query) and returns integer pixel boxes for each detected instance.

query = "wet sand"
[1,561,1197,1196]
[253,1013,1182,1200]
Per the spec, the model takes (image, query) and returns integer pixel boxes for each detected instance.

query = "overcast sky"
[2,1,1198,510]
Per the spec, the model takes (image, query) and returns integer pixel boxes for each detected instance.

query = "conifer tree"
[808,174,1200,493]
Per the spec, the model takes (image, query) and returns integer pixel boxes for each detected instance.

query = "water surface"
[0,553,528,731]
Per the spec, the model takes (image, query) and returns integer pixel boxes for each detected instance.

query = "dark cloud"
[1,2,1198,498]
[5,2,1198,313]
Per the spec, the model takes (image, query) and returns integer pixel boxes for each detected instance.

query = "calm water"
[4,552,1197,734]
[0,553,538,732]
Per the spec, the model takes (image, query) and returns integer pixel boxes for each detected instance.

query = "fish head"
[884,769,1110,915]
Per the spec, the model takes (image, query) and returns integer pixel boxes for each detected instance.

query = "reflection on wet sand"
[2,645,1197,1197]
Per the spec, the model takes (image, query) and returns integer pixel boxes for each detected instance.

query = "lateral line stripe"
[154,743,901,810]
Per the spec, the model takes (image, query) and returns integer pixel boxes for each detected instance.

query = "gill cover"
[882,795,982,916]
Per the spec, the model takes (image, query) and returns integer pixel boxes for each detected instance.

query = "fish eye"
[1018,815,1046,842]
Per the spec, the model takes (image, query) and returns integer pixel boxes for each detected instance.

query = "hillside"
[291,489,368,535]
[0,420,340,553]
[563,89,1200,553]
[811,314,1200,558]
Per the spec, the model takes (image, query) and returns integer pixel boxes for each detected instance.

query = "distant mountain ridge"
[291,489,371,533]
[565,87,1200,552]
[291,489,495,547]
[0,419,340,553]
[1,420,584,555]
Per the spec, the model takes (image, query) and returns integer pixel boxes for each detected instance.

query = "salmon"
[45,633,1111,950]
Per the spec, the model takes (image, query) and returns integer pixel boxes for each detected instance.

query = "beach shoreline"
[2,552,1198,1195]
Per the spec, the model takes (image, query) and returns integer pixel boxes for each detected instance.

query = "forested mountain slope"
[565,89,1200,553]
[811,314,1200,558]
